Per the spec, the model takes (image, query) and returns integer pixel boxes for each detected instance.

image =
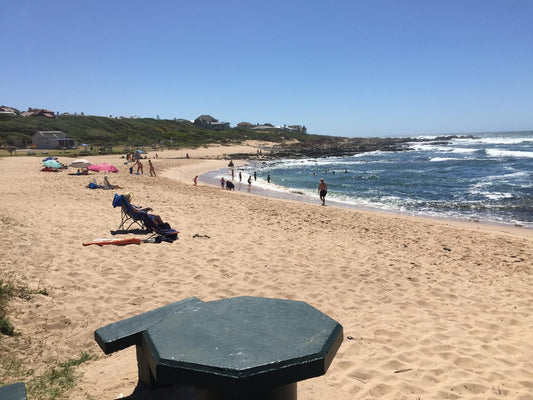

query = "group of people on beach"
[127,156,328,206]
[218,162,329,206]
[128,159,156,177]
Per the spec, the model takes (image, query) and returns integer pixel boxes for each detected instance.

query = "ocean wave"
[453,136,533,145]
[451,147,480,154]
[468,189,514,200]
[429,157,463,162]
[409,144,480,154]
[486,149,533,158]
[408,144,450,152]
[273,157,360,168]
[485,171,529,181]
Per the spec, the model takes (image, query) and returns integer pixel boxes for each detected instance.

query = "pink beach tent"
[87,163,119,173]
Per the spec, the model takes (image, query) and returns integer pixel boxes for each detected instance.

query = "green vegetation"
[1,279,90,399]
[0,352,95,400]
[28,352,94,400]
[0,115,324,149]
[0,280,17,335]
[0,279,49,336]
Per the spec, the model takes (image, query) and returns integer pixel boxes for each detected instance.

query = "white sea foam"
[485,192,514,200]
[453,136,533,145]
[451,147,479,154]
[408,143,449,152]
[485,171,529,181]
[469,188,514,200]
[429,157,462,162]
[486,149,533,158]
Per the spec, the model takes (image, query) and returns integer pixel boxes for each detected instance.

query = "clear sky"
[1,0,532,137]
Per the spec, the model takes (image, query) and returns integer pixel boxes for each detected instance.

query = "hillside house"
[0,106,17,116]
[32,130,78,149]
[287,125,307,133]
[194,115,230,131]
[22,109,55,118]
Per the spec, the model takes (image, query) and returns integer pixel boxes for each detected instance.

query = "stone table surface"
[142,296,343,390]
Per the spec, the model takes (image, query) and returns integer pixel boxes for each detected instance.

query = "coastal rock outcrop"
[269,135,465,159]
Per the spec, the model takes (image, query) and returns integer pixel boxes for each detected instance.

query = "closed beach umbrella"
[88,163,119,173]
[70,159,92,168]
[42,159,63,169]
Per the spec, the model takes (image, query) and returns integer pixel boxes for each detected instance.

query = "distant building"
[194,115,217,128]
[237,122,254,128]
[32,130,78,149]
[287,125,307,133]
[210,121,231,131]
[194,115,230,131]
[0,106,17,116]
[22,108,55,118]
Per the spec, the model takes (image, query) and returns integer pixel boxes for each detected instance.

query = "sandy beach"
[1,143,532,399]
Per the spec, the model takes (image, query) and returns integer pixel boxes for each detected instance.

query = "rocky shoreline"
[229,135,467,160]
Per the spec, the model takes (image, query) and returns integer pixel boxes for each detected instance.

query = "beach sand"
[1,143,532,399]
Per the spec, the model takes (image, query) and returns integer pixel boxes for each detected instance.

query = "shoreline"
[173,158,533,237]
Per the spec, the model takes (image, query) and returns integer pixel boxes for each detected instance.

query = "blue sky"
[1,1,532,137]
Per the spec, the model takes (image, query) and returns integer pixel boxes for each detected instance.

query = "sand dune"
[1,144,532,399]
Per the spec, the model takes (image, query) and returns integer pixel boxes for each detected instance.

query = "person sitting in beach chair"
[141,212,179,243]
[114,192,167,231]
[123,192,166,226]
[113,192,159,230]
[113,193,145,230]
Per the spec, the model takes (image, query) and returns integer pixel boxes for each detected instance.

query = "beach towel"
[82,238,142,246]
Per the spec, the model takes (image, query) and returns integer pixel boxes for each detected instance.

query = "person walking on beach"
[148,159,156,177]
[136,160,143,174]
[239,171,242,182]
[193,175,198,186]
[220,177,225,189]
[318,178,328,206]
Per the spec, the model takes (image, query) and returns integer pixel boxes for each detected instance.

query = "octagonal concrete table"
[139,296,343,399]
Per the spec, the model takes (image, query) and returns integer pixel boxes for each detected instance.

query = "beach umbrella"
[42,159,63,169]
[88,163,119,173]
[136,150,144,154]
[70,159,92,169]
[42,156,58,161]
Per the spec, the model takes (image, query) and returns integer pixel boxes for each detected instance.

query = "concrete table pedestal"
[194,383,296,400]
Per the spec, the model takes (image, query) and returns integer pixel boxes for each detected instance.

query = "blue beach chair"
[141,213,179,243]
[113,194,146,231]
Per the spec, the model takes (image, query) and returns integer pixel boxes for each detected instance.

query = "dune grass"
[1,279,95,399]
[1,352,95,400]
[0,279,48,336]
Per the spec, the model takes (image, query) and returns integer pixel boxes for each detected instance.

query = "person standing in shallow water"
[318,178,328,206]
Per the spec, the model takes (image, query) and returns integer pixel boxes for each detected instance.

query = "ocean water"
[202,131,533,228]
